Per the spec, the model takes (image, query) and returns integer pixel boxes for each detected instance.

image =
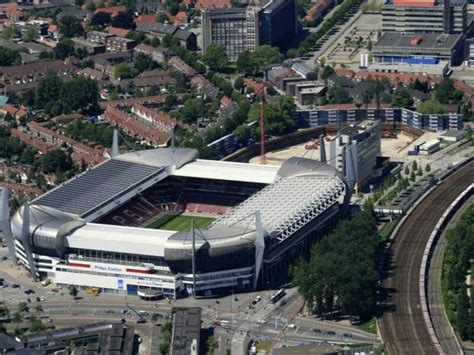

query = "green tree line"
[291,210,379,321]
[442,203,474,341]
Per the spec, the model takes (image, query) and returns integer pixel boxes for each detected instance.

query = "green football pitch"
[151,215,215,232]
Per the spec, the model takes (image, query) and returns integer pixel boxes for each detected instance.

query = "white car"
[257,319,266,324]
[287,323,296,328]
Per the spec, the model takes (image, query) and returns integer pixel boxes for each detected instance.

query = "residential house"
[195,0,231,10]
[133,43,175,64]
[105,26,130,38]
[190,75,219,100]
[93,5,126,18]
[168,56,196,77]
[136,22,197,50]
[106,36,136,52]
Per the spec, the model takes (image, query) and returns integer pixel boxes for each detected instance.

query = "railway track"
[379,160,474,354]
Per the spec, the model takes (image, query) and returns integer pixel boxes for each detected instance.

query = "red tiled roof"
[105,26,130,37]
[93,5,126,16]
[196,0,230,10]
[135,14,157,25]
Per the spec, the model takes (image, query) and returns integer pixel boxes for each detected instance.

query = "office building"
[202,0,297,61]
[329,121,381,189]
[372,32,465,65]
[382,0,467,34]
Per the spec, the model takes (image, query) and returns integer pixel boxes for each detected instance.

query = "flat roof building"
[372,32,465,65]
[202,0,297,61]
[171,308,201,355]
[367,60,449,77]
[382,0,467,34]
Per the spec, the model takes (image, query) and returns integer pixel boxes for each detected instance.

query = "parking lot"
[320,13,381,69]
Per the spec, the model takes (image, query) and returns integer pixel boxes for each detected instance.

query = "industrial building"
[201,0,297,61]
[329,121,381,189]
[382,0,467,34]
[372,32,465,65]
[3,148,349,298]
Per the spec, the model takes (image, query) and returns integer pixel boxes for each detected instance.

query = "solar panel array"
[34,159,162,217]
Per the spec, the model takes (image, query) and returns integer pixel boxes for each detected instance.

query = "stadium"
[7,148,349,298]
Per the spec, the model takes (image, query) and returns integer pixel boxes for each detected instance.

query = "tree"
[404,166,410,176]
[60,76,100,113]
[1,26,20,39]
[178,98,207,124]
[412,160,417,171]
[12,311,22,329]
[111,11,135,29]
[86,1,97,11]
[409,170,416,182]
[392,87,413,109]
[234,124,251,142]
[425,163,431,173]
[59,15,84,38]
[134,52,155,73]
[327,85,352,104]
[126,30,146,44]
[320,65,335,80]
[54,39,75,60]
[81,59,95,69]
[417,97,447,114]
[18,301,29,314]
[202,44,228,71]
[0,47,21,66]
[0,306,9,318]
[456,284,470,340]
[69,285,79,297]
[417,166,423,176]
[29,315,46,332]
[151,313,158,324]
[35,73,63,109]
[234,77,244,91]
[24,27,39,42]
[291,210,379,321]
[38,149,74,174]
[236,50,256,74]
[90,11,111,27]
[206,336,218,355]
[114,62,134,79]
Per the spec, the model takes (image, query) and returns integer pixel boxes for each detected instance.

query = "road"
[427,197,472,354]
[379,160,474,354]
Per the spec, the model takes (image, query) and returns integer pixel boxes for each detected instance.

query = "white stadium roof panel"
[174,159,280,184]
[67,223,174,257]
[213,175,346,243]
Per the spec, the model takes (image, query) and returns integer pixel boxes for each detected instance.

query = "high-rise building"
[202,0,297,61]
[382,0,467,34]
[329,121,381,189]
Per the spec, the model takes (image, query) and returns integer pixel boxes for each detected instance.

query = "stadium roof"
[67,223,173,257]
[213,174,346,243]
[174,159,280,184]
[33,159,163,218]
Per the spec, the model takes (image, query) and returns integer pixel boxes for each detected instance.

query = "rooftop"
[374,32,462,50]
[213,166,345,242]
[174,159,280,184]
[33,159,163,217]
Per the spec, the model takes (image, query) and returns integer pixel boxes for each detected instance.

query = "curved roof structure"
[11,148,348,273]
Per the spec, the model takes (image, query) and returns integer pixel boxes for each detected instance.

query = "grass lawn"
[379,220,397,241]
[153,215,215,232]
[358,317,377,334]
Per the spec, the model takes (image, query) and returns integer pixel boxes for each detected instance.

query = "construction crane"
[244,79,267,165]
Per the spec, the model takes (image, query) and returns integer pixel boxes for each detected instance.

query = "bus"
[270,289,285,304]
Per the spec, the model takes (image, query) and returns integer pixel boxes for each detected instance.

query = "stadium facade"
[4,148,348,298]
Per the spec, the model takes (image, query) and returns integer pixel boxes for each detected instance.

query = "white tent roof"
[174,159,279,184]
